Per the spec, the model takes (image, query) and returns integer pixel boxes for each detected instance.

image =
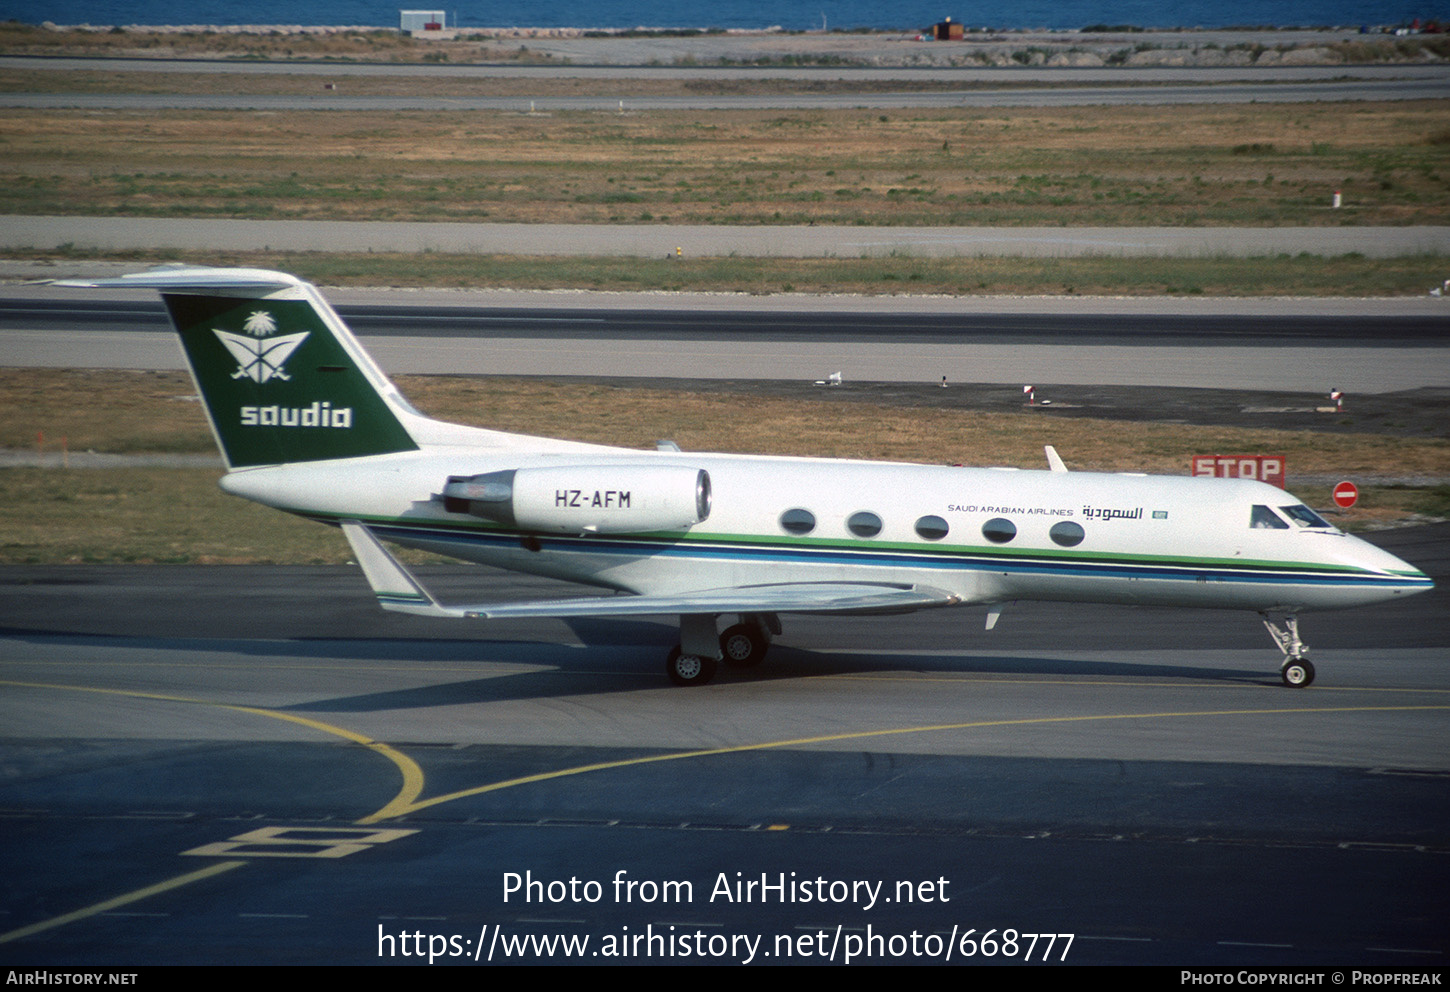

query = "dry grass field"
[2,369,1445,562]
[6,368,1448,474]
[3,103,1446,228]
[19,247,1440,296]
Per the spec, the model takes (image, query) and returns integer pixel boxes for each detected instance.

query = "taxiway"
[2,294,1448,392]
[1,524,1446,965]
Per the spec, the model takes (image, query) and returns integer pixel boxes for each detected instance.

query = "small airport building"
[399,9,445,32]
[931,17,965,39]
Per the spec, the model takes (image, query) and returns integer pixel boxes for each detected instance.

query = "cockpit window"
[1280,504,1332,529]
[1250,505,1289,529]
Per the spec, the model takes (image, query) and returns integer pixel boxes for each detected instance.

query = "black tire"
[719,623,768,668]
[666,645,717,686]
[1281,657,1315,688]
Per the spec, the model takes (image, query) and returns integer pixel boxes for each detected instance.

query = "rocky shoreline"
[13,21,1450,67]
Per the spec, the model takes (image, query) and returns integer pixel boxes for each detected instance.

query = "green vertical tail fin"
[54,267,420,469]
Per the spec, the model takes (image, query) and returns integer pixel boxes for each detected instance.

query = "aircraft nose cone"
[1339,533,1434,600]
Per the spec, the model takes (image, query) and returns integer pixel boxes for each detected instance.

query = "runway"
[7,77,1448,112]
[3,55,1447,110]
[8,55,1445,82]
[3,294,1448,392]
[7,216,1450,257]
[0,523,1447,965]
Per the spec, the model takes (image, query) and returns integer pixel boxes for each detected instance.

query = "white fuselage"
[220,446,1431,616]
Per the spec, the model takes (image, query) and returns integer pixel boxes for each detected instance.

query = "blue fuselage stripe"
[359,520,1427,591]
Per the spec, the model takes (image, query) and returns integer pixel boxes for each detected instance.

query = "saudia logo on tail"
[213,310,353,429]
[215,311,306,383]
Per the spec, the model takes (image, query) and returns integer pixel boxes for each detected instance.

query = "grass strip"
[3,103,1447,228]
[3,370,1445,563]
[8,370,1449,471]
[11,248,1450,296]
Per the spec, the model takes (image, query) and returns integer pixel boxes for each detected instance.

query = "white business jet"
[54,267,1433,687]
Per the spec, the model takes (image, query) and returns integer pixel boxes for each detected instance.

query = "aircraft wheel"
[719,623,768,668]
[666,646,717,687]
[1280,657,1315,688]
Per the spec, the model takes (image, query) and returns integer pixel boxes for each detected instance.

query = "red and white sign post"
[1333,481,1359,509]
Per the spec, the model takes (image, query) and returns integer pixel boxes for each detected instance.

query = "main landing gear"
[1260,612,1315,688]
[665,645,717,687]
[665,614,776,686]
[719,623,769,669]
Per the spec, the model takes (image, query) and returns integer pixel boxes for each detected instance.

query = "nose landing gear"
[1260,612,1315,687]
[1280,656,1316,688]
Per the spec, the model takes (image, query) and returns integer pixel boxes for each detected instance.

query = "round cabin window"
[982,517,1017,544]
[915,515,950,541]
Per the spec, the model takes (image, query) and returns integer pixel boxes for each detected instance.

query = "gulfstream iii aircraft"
[56,267,1433,687]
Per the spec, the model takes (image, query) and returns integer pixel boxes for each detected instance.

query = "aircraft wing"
[340,521,959,620]
[461,582,959,619]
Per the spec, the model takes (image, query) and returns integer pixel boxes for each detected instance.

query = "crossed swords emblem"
[209,310,307,384]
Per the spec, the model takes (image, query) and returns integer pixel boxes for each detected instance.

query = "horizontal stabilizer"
[48,266,303,294]
[340,520,451,618]
[339,521,959,620]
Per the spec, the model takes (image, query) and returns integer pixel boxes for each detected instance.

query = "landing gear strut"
[1260,612,1315,688]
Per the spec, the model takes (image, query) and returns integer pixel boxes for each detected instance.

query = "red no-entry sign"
[1333,481,1359,509]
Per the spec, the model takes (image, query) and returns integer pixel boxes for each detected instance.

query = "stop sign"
[1333,481,1359,509]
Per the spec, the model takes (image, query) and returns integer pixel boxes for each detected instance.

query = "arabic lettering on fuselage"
[1082,506,1144,521]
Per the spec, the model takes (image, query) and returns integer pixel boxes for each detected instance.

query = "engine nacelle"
[441,464,711,535]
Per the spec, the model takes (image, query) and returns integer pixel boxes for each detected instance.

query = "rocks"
[1273,45,1341,64]
[18,24,1447,67]
[1047,50,1107,67]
